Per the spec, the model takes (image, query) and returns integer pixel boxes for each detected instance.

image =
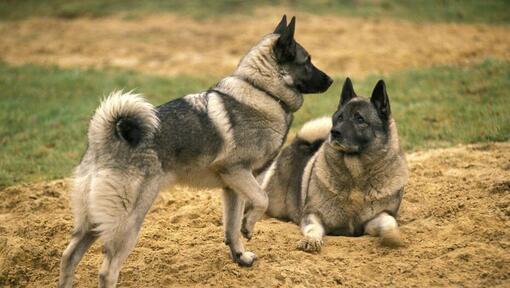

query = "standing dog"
[58,15,332,288]
[262,78,408,252]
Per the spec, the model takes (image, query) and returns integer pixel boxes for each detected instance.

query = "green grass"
[0,64,212,188]
[0,59,509,187]
[0,0,509,24]
[296,59,510,149]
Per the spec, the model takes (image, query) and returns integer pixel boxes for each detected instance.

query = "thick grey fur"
[58,15,332,288]
[262,78,409,253]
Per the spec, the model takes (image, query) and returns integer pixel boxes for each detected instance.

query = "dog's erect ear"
[283,16,296,40]
[274,15,287,34]
[371,80,391,121]
[339,77,357,108]
[274,16,296,61]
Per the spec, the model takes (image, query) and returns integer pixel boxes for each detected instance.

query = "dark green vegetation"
[1,0,509,24]
[1,60,508,187]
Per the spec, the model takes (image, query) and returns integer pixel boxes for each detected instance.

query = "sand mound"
[1,10,509,77]
[1,142,509,287]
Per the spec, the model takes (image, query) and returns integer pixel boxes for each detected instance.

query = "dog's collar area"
[231,75,291,114]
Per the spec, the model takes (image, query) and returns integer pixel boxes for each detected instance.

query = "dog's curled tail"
[88,91,159,150]
[296,116,332,144]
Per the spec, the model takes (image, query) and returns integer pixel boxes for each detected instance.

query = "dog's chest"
[343,155,364,179]
[310,154,374,230]
[207,88,292,171]
[253,113,293,173]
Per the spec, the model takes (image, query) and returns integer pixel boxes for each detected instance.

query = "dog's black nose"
[330,129,342,139]
[326,76,333,86]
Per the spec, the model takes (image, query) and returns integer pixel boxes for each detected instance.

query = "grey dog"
[58,15,332,288]
[261,78,408,252]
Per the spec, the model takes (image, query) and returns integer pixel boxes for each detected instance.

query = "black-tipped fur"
[339,77,357,108]
[116,117,144,146]
[273,15,287,34]
[370,80,391,123]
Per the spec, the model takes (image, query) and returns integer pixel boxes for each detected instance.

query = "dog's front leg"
[364,212,402,247]
[297,214,325,253]
[222,187,256,267]
[220,168,268,265]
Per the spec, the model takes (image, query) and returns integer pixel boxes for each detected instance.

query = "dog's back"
[263,117,331,223]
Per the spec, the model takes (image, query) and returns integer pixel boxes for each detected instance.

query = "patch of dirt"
[0,9,509,77]
[1,142,509,287]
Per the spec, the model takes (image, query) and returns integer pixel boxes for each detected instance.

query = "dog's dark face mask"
[330,78,391,154]
[273,15,333,94]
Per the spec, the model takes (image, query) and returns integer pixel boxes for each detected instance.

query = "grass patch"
[296,59,510,149]
[0,0,509,24]
[0,60,509,187]
[0,64,211,187]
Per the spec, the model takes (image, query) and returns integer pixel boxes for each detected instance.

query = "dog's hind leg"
[59,168,97,288]
[97,176,163,288]
[364,212,402,247]
[297,214,325,253]
[58,229,98,288]
[98,216,142,288]
[219,169,268,242]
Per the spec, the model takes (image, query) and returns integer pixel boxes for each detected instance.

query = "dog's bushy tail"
[88,91,159,151]
[295,116,331,150]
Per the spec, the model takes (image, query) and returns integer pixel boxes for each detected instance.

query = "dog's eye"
[337,114,343,121]
[354,114,365,124]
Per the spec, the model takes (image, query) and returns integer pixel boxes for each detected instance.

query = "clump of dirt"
[0,9,509,77]
[1,142,509,287]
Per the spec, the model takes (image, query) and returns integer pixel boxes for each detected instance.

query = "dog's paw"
[234,251,257,267]
[297,237,323,253]
[380,228,403,248]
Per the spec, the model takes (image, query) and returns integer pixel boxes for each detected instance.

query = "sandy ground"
[1,142,509,287]
[1,10,510,77]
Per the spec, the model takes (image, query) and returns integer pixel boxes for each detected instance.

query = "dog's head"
[329,78,392,154]
[272,15,333,94]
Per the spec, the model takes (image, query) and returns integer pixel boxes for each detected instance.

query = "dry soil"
[1,142,509,287]
[1,10,509,77]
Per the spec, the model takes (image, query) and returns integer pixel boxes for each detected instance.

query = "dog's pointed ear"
[284,16,296,40]
[371,80,391,121]
[274,15,287,34]
[274,16,296,61]
[339,77,357,108]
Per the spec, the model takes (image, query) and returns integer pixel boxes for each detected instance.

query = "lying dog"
[58,15,332,288]
[261,78,408,252]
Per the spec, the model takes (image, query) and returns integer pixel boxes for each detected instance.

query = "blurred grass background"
[1,0,509,23]
[1,60,508,187]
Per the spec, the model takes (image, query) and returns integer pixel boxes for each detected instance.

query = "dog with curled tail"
[58,15,333,288]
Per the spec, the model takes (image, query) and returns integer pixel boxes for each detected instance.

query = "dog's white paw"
[235,251,257,267]
[380,228,403,248]
[297,237,323,253]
